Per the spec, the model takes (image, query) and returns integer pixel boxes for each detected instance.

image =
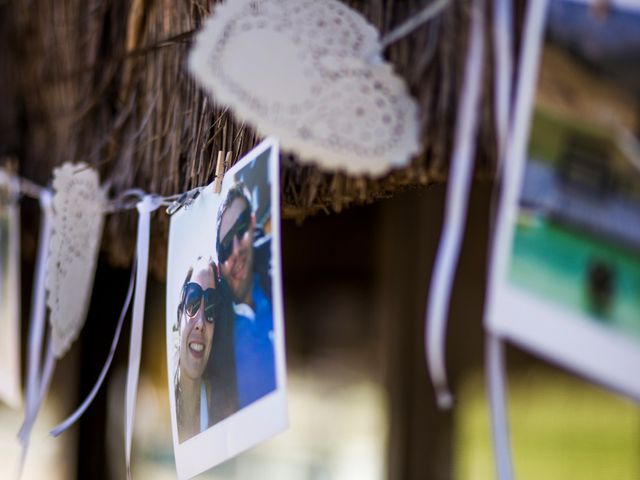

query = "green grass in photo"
[507,216,640,339]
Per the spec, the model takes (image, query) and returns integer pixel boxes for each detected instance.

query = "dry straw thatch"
[1,0,496,275]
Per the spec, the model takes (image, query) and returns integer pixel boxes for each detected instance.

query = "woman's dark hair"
[175,266,194,332]
[204,279,239,425]
[174,258,238,433]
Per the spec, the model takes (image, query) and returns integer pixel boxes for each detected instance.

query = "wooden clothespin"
[213,151,232,194]
[213,151,226,193]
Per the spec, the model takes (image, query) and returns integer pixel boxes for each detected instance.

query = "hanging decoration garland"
[18,163,106,474]
[189,0,423,176]
[11,163,172,477]
[6,2,637,479]
[46,188,183,480]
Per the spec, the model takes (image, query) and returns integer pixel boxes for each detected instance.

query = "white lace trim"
[46,163,106,358]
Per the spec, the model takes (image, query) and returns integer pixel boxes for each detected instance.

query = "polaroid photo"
[166,138,287,479]
[487,0,640,400]
[0,170,21,409]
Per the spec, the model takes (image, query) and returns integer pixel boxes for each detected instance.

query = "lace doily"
[46,163,106,358]
[189,0,421,176]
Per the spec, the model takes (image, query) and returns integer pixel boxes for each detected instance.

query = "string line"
[379,0,451,52]
[3,172,205,215]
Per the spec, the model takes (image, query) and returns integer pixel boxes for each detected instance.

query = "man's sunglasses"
[181,282,219,324]
[218,207,251,263]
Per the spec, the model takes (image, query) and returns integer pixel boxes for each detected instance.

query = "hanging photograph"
[0,170,21,409]
[487,0,640,399]
[165,138,287,479]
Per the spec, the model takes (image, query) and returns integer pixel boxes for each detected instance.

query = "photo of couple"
[167,144,282,450]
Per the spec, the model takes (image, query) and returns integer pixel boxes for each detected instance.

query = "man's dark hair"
[215,181,253,254]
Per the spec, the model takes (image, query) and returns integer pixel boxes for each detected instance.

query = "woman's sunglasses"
[218,207,251,263]
[181,282,219,324]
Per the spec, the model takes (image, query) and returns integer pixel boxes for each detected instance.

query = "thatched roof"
[0,0,496,275]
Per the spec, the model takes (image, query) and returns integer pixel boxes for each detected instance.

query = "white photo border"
[485,0,640,401]
[0,173,22,409]
[166,137,288,479]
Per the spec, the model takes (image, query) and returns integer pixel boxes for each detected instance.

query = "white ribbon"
[493,0,514,169]
[425,0,485,409]
[485,1,515,479]
[19,338,56,443]
[485,1,548,478]
[125,195,161,479]
[487,335,513,480]
[18,189,54,476]
[49,260,136,437]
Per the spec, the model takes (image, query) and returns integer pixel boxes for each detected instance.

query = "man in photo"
[216,182,276,408]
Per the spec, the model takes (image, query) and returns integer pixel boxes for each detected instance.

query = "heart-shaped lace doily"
[189,0,421,176]
[46,163,106,358]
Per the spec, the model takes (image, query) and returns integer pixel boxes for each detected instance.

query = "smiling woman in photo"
[174,257,238,443]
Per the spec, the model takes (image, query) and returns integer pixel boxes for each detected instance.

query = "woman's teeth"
[189,342,204,352]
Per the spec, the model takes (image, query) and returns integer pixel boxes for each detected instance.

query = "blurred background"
[1,183,638,480]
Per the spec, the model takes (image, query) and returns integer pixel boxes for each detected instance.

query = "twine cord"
[379,0,451,52]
